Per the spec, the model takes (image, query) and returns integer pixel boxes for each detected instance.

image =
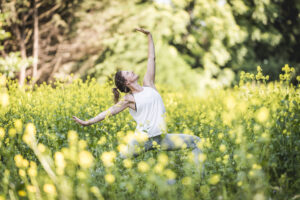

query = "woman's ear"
[124,79,129,86]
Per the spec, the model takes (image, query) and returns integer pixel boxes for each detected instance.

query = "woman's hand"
[135,27,151,35]
[72,116,89,126]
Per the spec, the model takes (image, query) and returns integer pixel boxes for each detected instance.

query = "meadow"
[0,65,299,200]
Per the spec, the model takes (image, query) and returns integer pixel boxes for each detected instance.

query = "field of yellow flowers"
[0,65,299,200]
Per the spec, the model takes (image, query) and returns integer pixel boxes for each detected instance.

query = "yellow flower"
[165,169,176,179]
[223,154,229,160]
[0,75,6,86]
[79,140,87,150]
[14,119,22,133]
[198,154,207,162]
[224,95,236,110]
[90,186,103,198]
[26,185,36,193]
[0,127,5,140]
[101,151,116,167]
[138,161,149,173]
[14,155,23,168]
[219,144,226,152]
[253,193,265,200]
[124,131,135,144]
[105,173,115,184]
[123,159,132,168]
[8,128,17,137]
[261,132,269,140]
[158,153,168,166]
[77,170,86,179]
[252,164,262,170]
[152,140,160,149]
[246,153,253,159]
[22,159,29,168]
[154,163,164,173]
[97,136,106,145]
[255,107,269,123]
[248,170,255,177]
[23,123,37,145]
[183,128,193,135]
[217,133,224,139]
[117,144,127,155]
[37,143,46,153]
[18,190,26,197]
[68,130,78,142]
[209,174,220,185]
[204,139,211,148]
[117,131,124,138]
[28,167,37,177]
[55,152,66,169]
[135,133,148,143]
[43,184,56,194]
[25,123,36,135]
[182,176,192,185]
[19,169,26,177]
[257,66,262,72]
[235,138,241,144]
[237,181,243,186]
[30,161,37,168]
[0,93,9,107]
[78,150,94,169]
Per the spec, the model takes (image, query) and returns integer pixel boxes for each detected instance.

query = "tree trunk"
[16,25,27,86]
[32,0,39,81]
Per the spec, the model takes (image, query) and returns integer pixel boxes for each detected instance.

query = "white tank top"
[129,86,167,137]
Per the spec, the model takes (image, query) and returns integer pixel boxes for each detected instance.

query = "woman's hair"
[113,71,130,104]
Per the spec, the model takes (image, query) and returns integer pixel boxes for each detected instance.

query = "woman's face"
[121,71,138,85]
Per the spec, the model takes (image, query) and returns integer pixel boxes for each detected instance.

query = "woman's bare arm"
[72,97,130,126]
[135,28,156,87]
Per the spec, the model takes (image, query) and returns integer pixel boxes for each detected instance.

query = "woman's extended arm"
[135,28,156,87]
[72,97,130,126]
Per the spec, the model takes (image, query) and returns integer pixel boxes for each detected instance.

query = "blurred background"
[0,0,299,92]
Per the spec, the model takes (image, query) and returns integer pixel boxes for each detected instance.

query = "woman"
[73,28,202,165]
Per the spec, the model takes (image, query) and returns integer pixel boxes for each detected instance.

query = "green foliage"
[74,0,205,91]
[74,0,300,89]
[0,52,31,78]
[0,66,299,199]
[0,10,31,79]
[2,0,300,86]
[227,0,300,80]
[0,12,10,43]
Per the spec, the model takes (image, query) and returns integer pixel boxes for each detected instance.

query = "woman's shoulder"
[143,81,157,90]
[143,85,158,92]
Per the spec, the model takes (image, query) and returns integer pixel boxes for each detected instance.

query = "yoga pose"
[73,28,202,164]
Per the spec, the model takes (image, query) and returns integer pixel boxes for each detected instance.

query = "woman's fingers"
[72,116,80,122]
[72,116,85,125]
[135,28,150,35]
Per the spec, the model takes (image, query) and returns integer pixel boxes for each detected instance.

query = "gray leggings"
[119,133,202,165]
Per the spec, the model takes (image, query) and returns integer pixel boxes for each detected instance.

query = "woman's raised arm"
[72,97,130,126]
[135,28,156,88]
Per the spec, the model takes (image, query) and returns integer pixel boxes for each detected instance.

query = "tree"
[0,0,81,84]
[0,9,30,79]
[227,0,300,81]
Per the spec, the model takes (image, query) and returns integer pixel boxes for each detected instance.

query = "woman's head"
[112,70,138,103]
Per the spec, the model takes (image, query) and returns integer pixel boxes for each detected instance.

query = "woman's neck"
[129,82,143,94]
